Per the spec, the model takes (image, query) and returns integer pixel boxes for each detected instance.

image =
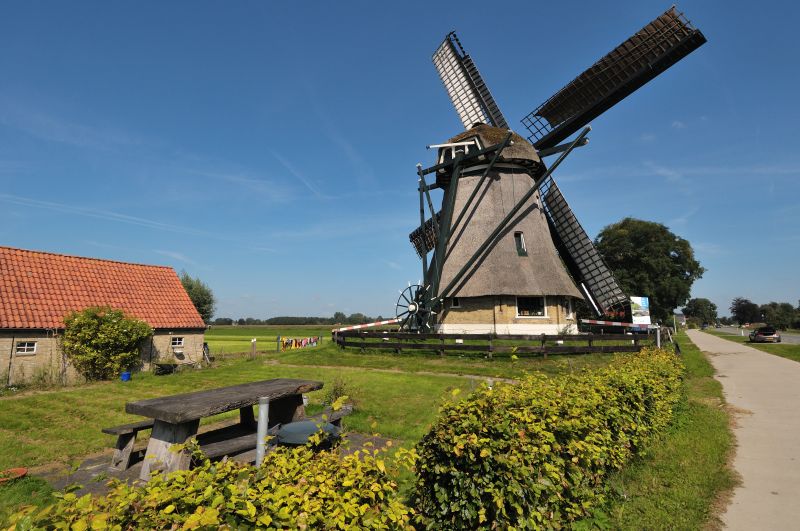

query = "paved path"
[687,330,800,530]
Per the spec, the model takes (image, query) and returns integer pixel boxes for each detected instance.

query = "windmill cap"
[447,124,541,167]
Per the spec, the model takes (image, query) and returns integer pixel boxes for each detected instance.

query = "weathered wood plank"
[101,419,155,436]
[139,419,199,481]
[199,424,281,459]
[126,378,323,424]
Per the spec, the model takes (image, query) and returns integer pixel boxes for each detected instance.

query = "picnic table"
[125,378,323,480]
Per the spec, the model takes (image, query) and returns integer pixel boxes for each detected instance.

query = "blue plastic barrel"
[120,371,131,382]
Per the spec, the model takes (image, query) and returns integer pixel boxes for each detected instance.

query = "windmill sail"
[539,177,627,315]
[522,6,706,149]
[432,32,509,130]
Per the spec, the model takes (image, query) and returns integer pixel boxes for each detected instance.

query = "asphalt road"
[715,326,800,345]
[687,330,800,529]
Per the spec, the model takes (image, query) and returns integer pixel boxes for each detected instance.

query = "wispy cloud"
[270,150,323,198]
[0,97,139,150]
[0,193,216,238]
[671,120,686,129]
[668,206,699,228]
[644,161,686,184]
[639,133,656,143]
[693,242,725,255]
[187,168,295,203]
[305,86,376,185]
[384,260,402,271]
[153,249,199,267]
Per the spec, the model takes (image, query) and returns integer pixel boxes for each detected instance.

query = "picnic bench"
[119,378,324,480]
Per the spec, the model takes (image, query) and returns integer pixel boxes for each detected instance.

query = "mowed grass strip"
[593,332,736,530]
[704,328,800,363]
[208,325,623,380]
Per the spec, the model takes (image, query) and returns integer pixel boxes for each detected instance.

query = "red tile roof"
[0,246,206,330]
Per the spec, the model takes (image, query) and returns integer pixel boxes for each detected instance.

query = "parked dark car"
[701,322,709,330]
[749,327,781,343]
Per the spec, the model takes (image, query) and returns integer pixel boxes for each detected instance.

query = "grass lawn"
[0,326,732,528]
[705,329,800,363]
[594,331,736,529]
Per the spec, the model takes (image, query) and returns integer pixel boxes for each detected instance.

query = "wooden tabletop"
[125,378,323,424]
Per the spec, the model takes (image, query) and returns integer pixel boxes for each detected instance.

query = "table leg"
[269,394,306,426]
[139,419,199,481]
[239,405,256,429]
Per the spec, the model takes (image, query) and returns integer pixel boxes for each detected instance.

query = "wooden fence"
[332,330,654,357]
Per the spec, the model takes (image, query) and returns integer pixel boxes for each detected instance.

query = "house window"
[517,296,546,317]
[15,341,37,354]
[514,232,527,256]
[451,297,461,309]
[564,298,574,320]
[171,337,184,348]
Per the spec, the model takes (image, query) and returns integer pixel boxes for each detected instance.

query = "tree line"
[211,312,383,326]
[681,296,800,330]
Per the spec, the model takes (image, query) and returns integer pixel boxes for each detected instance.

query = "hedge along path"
[413,348,684,530]
[687,330,800,531]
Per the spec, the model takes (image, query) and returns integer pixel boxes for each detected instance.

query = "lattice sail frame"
[522,6,706,149]
[432,32,508,130]
[539,177,628,314]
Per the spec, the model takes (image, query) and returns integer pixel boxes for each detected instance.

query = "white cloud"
[0,97,139,150]
[270,151,323,198]
[153,249,199,267]
[671,120,686,129]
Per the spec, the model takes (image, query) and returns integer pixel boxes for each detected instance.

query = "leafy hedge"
[9,443,416,530]
[62,306,152,380]
[413,348,683,529]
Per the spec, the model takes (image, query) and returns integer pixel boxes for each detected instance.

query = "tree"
[729,297,760,325]
[682,298,718,324]
[332,312,347,324]
[180,271,216,323]
[759,302,796,330]
[594,218,705,323]
[213,317,234,325]
[62,306,153,380]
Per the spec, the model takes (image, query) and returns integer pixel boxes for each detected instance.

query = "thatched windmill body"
[399,7,706,333]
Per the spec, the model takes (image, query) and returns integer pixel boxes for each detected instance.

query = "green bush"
[61,306,153,380]
[413,348,683,529]
[9,443,416,530]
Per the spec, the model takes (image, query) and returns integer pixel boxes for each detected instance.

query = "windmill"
[397,6,706,333]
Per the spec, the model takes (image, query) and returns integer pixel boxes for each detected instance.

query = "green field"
[0,326,734,528]
[205,324,332,355]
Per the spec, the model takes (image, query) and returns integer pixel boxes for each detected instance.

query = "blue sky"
[1,1,797,319]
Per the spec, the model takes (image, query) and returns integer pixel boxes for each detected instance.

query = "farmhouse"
[0,245,206,385]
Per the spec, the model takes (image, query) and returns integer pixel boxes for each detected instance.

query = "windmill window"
[517,296,546,317]
[15,341,37,355]
[514,232,528,256]
[563,298,574,320]
[451,297,461,309]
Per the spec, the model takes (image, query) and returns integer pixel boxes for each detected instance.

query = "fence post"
[487,337,493,359]
[276,336,280,353]
[541,333,547,359]
[250,338,257,360]
[255,397,269,466]
[439,334,445,357]
[656,327,661,348]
